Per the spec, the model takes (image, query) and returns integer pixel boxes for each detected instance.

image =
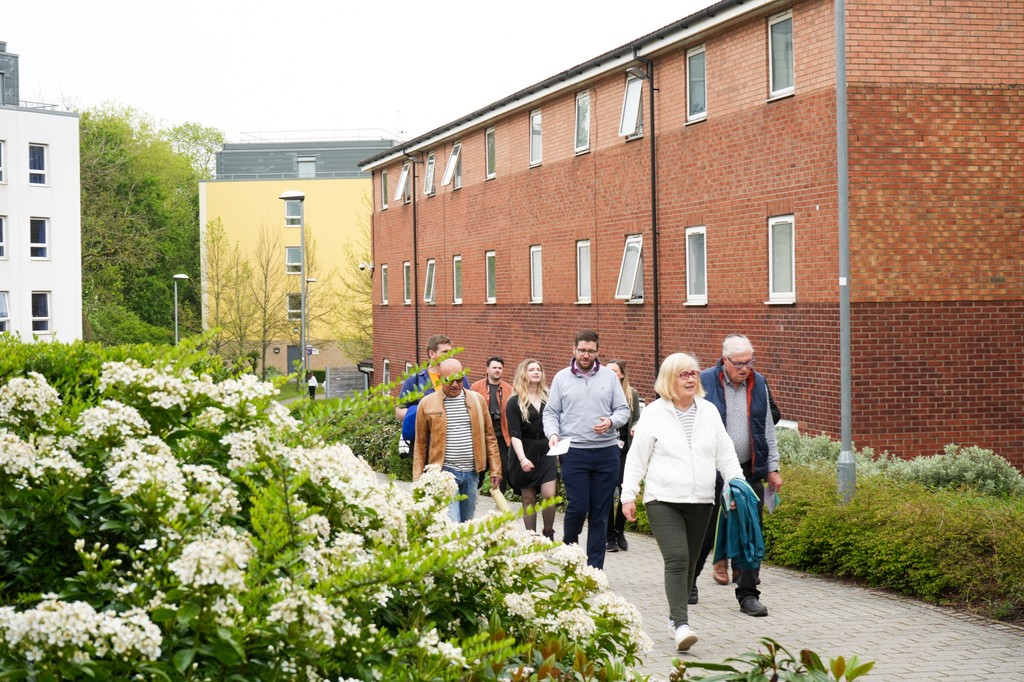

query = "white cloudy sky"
[5,0,712,142]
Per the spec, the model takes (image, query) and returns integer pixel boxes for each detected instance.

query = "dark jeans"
[560,444,620,569]
[646,500,713,627]
[607,451,627,540]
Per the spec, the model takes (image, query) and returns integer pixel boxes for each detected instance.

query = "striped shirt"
[443,394,476,471]
[673,402,697,446]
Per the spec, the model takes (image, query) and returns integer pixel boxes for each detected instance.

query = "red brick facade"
[364,0,1024,466]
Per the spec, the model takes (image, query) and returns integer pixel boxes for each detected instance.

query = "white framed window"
[284,199,302,227]
[529,245,543,303]
[383,359,391,386]
[615,235,644,301]
[0,216,6,258]
[619,76,644,138]
[441,141,462,189]
[29,144,47,185]
[687,45,707,122]
[768,215,796,303]
[287,293,302,321]
[394,162,412,203]
[297,156,316,178]
[0,140,5,183]
[30,218,48,259]
[769,11,794,98]
[423,152,436,196]
[485,250,496,303]
[452,255,463,304]
[31,291,51,333]
[485,127,496,179]
[285,246,302,274]
[423,258,436,304]
[0,292,8,332]
[575,91,591,153]
[403,261,412,304]
[576,240,591,303]
[381,264,389,305]
[405,362,413,374]
[529,110,542,166]
[685,226,708,305]
[381,170,389,210]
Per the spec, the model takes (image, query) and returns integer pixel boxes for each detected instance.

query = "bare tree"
[333,194,374,362]
[249,224,290,380]
[202,218,256,363]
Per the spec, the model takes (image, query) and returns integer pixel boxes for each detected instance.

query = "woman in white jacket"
[621,352,744,652]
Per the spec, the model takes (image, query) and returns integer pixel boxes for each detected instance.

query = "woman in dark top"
[505,358,558,539]
[606,359,642,552]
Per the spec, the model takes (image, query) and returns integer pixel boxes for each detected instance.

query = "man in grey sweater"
[544,330,631,569]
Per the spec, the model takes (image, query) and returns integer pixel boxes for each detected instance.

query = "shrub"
[670,637,874,681]
[885,444,1024,497]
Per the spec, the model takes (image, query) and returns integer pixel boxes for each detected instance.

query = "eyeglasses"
[726,357,756,370]
[575,348,598,356]
[677,370,699,381]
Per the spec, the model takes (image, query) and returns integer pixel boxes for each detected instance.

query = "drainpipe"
[633,47,660,376]
[404,151,422,365]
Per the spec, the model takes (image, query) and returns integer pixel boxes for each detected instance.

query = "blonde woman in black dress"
[505,359,558,539]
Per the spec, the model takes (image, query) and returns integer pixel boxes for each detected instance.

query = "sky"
[5,0,713,143]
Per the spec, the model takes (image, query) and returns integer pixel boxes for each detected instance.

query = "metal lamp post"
[279,191,307,380]
[172,274,189,345]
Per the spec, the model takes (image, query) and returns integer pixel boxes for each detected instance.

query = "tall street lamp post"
[173,274,189,345]
[279,191,307,380]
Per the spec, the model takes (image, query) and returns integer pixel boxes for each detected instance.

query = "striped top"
[673,402,697,446]
[443,394,476,471]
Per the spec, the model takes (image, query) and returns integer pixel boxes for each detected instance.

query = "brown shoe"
[712,559,729,585]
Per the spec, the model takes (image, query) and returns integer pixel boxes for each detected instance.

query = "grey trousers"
[645,500,714,627]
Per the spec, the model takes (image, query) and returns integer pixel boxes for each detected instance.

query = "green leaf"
[173,648,196,673]
[176,602,201,626]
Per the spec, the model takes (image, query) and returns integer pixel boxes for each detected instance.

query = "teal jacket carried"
[712,478,765,570]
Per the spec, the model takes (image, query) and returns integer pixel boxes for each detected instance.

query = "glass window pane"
[575,92,590,151]
[687,231,706,297]
[619,78,643,136]
[530,112,542,165]
[453,257,463,302]
[530,247,542,301]
[771,221,794,294]
[0,292,9,318]
[771,17,794,94]
[688,51,706,118]
[615,238,643,299]
[486,252,496,301]
[486,129,496,177]
[577,242,591,301]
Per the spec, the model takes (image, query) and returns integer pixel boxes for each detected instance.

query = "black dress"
[505,395,558,493]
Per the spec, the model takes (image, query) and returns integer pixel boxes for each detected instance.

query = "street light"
[173,274,189,345]
[279,191,307,380]
[304,277,318,380]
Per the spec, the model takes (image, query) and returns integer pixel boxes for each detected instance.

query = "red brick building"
[360,0,1023,466]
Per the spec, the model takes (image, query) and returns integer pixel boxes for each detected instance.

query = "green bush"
[670,637,874,681]
[885,444,1024,497]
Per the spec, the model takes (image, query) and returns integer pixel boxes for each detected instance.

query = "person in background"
[605,359,641,553]
[621,352,745,652]
[471,356,512,491]
[505,359,558,539]
[396,334,470,455]
[307,372,318,400]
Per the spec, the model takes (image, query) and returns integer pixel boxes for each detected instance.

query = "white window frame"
[687,45,707,122]
[685,226,708,305]
[287,293,302,321]
[284,199,302,227]
[381,170,389,210]
[31,291,51,333]
[452,255,463,304]
[0,292,8,332]
[423,258,436,304]
[576,239,591,303]
[403,261,412,304]
[0,216,6,259]
[485,127,496,179]
[285,246,302,274]
[529,110,542,166]
[296,156,316,178]
[29,143,47,185]
[615,235,644,302]
[768,215,796,304]
[405,362,413,374]
[383,359,391,386]
[380,264,389,305]
[441,141,462,188]
[769,11,794,99]
[0,140,5,183]
[423,152,436,196]
[485,250,496,304]
[619,76,644,138]
[394,162,411,203]
[529,245,543,303]
[575,91,591,153]
[30,217,48,259]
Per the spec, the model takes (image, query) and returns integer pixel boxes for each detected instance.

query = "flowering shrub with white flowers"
[0,338,652,680]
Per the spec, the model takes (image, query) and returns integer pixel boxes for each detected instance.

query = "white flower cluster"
[589,592,654,653]
[182,464,240,521]
[0,429,87,489]
[266,581,338,649]
[417,627,467,667]
[0,372,61,428]
[0,595,161,663]
[221,427,274,470]
[76,400,150,443]
[106,436,189,520]
[98,361,192,411]
[169,527,253,591]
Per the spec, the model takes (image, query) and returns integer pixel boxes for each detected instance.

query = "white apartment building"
[0,41,82,341]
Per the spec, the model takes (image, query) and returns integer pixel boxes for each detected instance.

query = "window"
[485,128,496,179]
[0,216,5,258]
[768,215,796,303]
[0,140,5,182]
[485,251,496,303]
[0,292,8,332]
[687,45,707,121]
[394,162,412,203]
[297,156,316,178]
[381,171,389,209]
[576,240,591,303]
[769,11,794,98]
[575,91,591,153]
[685,226,707,305]
[30,218,48,259]
[284,199,302,227]
[381,264,389,305]
[383,359,391,386]
[619,76,644,137]
[405,362,413,374]
[29,144,47,185]
[423,258,436,304]
[31,292,50,333]
[287,293,302,321]
[403,261,412,304]
[529,110,542,166]
[529,245,542,303]
[452,255,463,304]
[441,142,462,189]
[615,235,644,301]
[423,152,436,196]
[286,246,301,274]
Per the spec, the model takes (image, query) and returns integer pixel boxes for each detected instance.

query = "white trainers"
[673,624,698,651]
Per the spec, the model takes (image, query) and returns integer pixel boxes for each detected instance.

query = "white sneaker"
[674,624,698,652]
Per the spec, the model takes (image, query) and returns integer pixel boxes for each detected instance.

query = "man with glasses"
[413,357,502,522]
[544,330,631,568]
[699,334,783,617]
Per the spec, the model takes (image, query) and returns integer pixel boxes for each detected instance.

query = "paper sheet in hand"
[765,491,781,513]
[547,438,571,457]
